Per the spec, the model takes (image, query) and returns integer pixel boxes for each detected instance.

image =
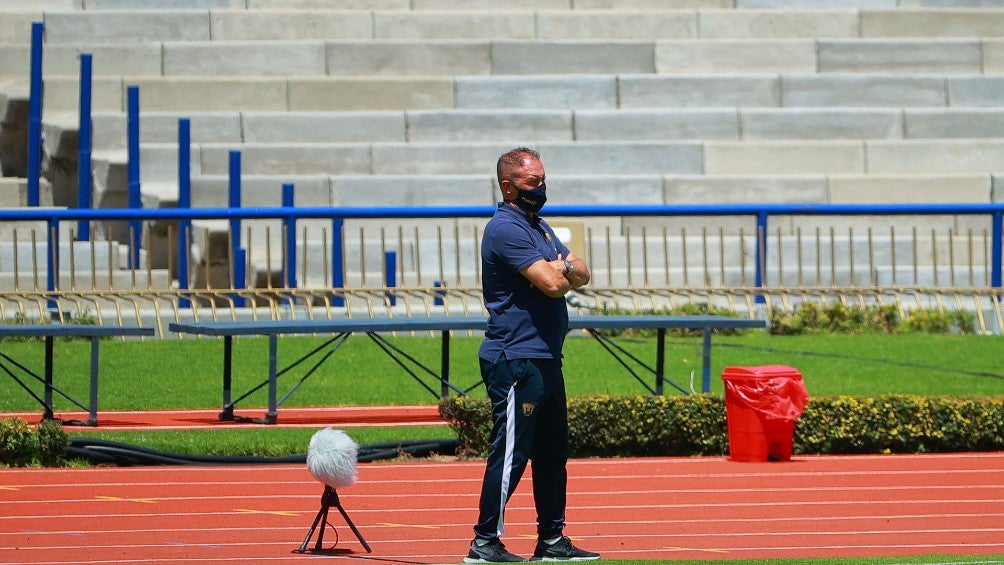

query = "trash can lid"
[722,365,802,379]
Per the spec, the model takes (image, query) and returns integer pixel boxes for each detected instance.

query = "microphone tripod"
[297,485,372,554]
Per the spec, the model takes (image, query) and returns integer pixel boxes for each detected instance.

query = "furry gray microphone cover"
[306,428,359,489]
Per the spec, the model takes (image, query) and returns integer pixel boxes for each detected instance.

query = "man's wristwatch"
[563,260,574,274]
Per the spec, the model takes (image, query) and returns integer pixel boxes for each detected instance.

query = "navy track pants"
[473,356,568,542]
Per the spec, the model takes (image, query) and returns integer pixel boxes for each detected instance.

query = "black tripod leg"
[334,501,372,553]
[297,502,329,553]
[313,505,331,551]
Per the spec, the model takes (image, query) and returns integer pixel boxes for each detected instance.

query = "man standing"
[465,148,600,563]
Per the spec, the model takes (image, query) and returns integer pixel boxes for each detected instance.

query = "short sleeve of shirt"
[492,219,544,273]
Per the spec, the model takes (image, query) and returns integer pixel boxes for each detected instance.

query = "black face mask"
[513,182,547,214]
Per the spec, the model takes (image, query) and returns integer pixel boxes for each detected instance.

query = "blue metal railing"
[1,202,1003,297]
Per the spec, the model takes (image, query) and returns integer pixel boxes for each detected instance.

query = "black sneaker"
[464,538,526,563]
[531,536,600,561]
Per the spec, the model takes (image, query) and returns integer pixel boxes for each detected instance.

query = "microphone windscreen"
[306,427,359,489]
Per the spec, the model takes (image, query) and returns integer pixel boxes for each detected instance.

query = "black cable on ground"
[67,437,459,467]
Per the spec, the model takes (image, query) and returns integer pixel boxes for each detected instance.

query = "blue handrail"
[6,202,1004,220]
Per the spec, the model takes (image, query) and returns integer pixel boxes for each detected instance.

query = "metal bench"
[169,315,766,424]
[0,324,155,426]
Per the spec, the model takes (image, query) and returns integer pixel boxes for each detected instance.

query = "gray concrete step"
[10,72,1004,116]
[20,7,1004,45]
[64,138,1004,191]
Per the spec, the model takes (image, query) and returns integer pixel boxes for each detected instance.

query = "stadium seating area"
[3,0,1004,301]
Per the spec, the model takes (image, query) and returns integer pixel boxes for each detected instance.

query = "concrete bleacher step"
[76,102,1004,149]
[190,173,498,207]
[430,72,1004,109]
[655,38,988,73]
[90,144,198,206]
[112,76,457,112]
[188,139,1004,177]
[0,177,52,207]
[11,37,996,83]
[88,111,242,150]
[7,72,1004,116]
[0,42,162,77]
[192,140,706,175]
[23,7,1004,43]
[2,76,449,114]
[18,38,983,77]
[183,172,1004,208]
[704,138,1004,175]
[455,73,1004,109]
[9,71,1003,117]
[662,173,994,205]
[23,136,979,199]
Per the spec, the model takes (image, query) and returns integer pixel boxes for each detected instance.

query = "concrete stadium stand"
[4,1,1004,300]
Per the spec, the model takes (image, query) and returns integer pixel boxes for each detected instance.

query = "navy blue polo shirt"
[479,203,570,362]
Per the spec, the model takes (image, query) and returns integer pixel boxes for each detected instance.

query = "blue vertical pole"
[331,218,344,307]
[76,53,92,240]
[385,251,397,306]
[755,211,768,304]
[177,118,191,309]
[434,280,445,306]
[228,151,245,306]
[27,22,43,207]
[282,183,297,289]
[126,85,141,269]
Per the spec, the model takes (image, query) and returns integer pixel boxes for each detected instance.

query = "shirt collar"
[497,201,540,228]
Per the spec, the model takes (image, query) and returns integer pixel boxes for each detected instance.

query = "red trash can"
[721,365,809,462]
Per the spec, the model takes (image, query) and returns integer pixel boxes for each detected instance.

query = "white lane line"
[5,483,1004,505]
[5,497,1004,521]
[3,512,1002,538]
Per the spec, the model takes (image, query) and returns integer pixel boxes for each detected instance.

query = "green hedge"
[439,394,1004,458]
[0,418,70,467]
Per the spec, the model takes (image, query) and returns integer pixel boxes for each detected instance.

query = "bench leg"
[43,336,54,420]
[266,335,278,423]
[88,336,99,426]
[655,328,665,395]
[701,328,712,393]
[220,336,234,421]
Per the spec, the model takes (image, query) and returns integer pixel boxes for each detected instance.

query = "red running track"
[2,453,1003,564]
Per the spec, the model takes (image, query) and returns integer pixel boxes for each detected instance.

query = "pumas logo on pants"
[522,402,535,416]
